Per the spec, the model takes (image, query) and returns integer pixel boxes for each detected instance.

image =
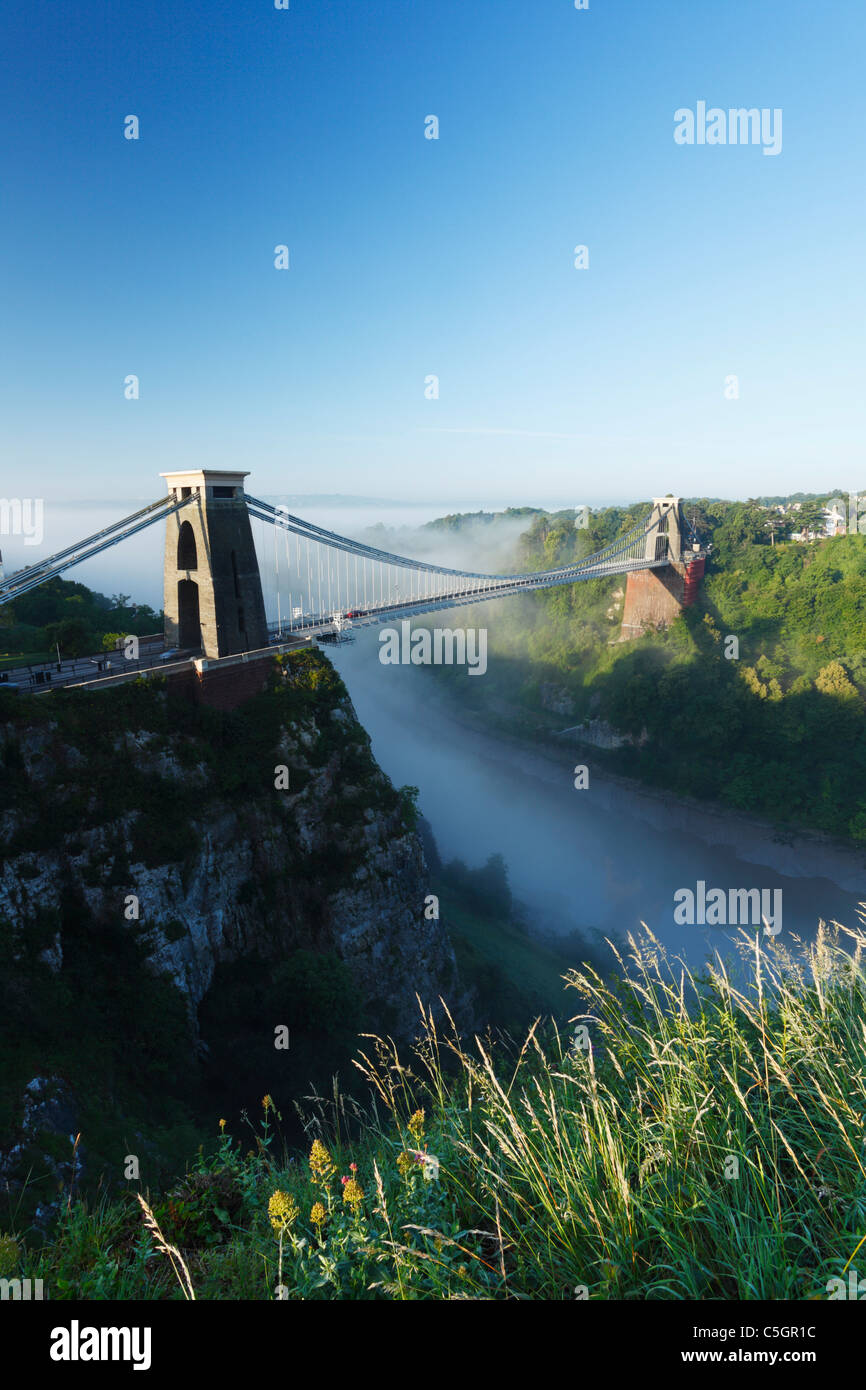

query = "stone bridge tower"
[161,469,269,658]
[642,497,684,565]
[620,497,703,638]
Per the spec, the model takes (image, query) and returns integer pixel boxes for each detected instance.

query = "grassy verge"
[4,920,865,1300]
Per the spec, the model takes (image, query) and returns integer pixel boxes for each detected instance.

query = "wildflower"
[342,1178,364,1212]
[341,1175,349,1186]
[219,1118,226,1132]
[350,1162,357,1173]
[396,1151,415,1179]
[407,1109,426,1143]
[309,1139,335,1182]
[310,1202,327,1228]
[268,1190,299,1234]
[262,1095,273,1113]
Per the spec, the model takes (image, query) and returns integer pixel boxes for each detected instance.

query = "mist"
[330,626,866,978]
[12,496,864,981]
[350,513,541,576]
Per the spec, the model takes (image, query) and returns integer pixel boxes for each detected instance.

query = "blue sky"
[1,0,864,506]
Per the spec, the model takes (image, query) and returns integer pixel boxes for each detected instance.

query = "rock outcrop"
[0,650,461,1038]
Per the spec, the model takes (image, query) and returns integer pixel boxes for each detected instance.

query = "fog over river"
[330,627,866,975]
[15,499,866,976]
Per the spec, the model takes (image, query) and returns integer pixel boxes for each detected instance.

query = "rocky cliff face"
[0,651,465,1218]
[0,650,461,1039]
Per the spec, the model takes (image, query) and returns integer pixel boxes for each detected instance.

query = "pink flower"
[350,1162,358,1173]
[341,1175,348,1185]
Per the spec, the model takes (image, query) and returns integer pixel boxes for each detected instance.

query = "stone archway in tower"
[177,520,198,571]
[177,578,201,648]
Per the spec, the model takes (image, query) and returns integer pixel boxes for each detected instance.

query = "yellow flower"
[342,1178,364,1211]
[262,1095,273,1112]
[310,1202,327,1227]
[219,1118,226,1132]
[268,1190,299,1233]
[396,1150,415,1179]
[407,1108,426,1142]
[309,1139,335,1182]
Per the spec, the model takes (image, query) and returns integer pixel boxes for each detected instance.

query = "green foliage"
[11,922,866,1300]
[397,784,420,831]
[197,949,368,1131]
[440,852,512,920]
[0,576,161,660]
[0,642,419,1225]
[423,506,543,535]
[429,504,866,842]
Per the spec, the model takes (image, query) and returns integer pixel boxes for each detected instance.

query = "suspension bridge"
[0,471,704,694]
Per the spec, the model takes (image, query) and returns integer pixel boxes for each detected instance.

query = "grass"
[441,890,578,1026]
[4,918,866,1300]
[0,650,53,673]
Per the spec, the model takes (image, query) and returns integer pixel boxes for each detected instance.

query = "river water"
[330,627,866,976]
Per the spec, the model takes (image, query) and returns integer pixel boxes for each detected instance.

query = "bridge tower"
[643,497,684,565]
[620,497,701,639]
[161,470,269,658]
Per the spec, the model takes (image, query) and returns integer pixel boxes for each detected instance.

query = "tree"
[44,617,94,658]
[815,661,858,700]
[472,853,512,919]
[765,515,787,546]
[793,501,829,536]
[711,502,770,561]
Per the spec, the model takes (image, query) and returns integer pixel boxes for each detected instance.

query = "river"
[330,627,866,975]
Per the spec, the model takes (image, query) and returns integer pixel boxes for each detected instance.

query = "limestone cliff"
[0,650,465,1217]
[0,649,461,1038]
